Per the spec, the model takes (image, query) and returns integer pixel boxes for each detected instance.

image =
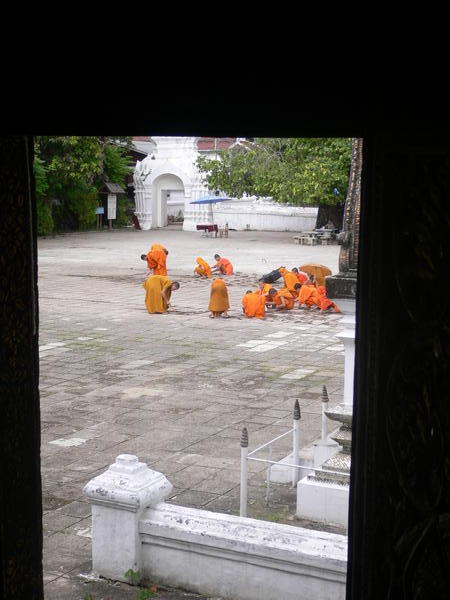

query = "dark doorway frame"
[1,99,449,599]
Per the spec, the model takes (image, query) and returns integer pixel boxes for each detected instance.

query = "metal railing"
[239,386,333,518]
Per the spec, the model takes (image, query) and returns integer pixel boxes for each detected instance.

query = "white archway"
[151,173,185,228]
[133,157,193,230]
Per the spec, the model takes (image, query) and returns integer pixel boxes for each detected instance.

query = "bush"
[64,185,98,230]
[113,195,133,228]
[36,198,54,235]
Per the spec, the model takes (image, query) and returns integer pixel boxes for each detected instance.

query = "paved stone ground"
[38,226,345,599]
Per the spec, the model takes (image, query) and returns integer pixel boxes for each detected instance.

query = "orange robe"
[146,244,167,276]
[317,285,341,312]
[278,267,299,292]
[298,283,320,307]
[215,257,233,275]
[257,283,273,295]
[208,278,230,315]
[273,287,295,310]
[296,271,309,284]
[143,275,173,313]
[242,292,266,319]
[194,257,212,278]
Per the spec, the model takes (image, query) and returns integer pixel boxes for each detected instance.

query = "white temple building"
[132,137,318,232]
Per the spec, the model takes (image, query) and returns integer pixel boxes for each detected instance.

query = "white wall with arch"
[151,174,185,227]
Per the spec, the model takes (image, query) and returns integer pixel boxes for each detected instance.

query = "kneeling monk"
[268,287,295,310]
[317,285,341,312]
[194,257,212,278]
[292,267,309,284]
[242,290,266,319]
[212,254,234,275]
[143,274,179,314]
[297,279,320,309]
[257,279,273,296]
[208,277,230,318]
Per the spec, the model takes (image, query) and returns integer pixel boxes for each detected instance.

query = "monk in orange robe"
[268,287,295,310]
[211,254,234,275]
[141,244,168,276]
[278,267,299,292]
[242,290,266,319]
[208,277,230,318]
[297,279,321,309]
[292,268,309,284]
[317,285,341,312]
[143,274,179,314]
[194,257,212,278]
[257,279,273,295]
[291,283,302,299]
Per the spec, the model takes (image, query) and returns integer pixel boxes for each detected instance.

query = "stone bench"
[293,235,319,246]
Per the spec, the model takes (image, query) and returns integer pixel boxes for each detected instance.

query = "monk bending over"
[211,254,233,275]
[143,274,179,314]
[208,277,230,318]
[297,278,320,309]
[268,287,295,310]
[141,243,168,276]
[242,290,266,319]
[278,267,300,293]
[317,285,341,312]
[194,257,212,278]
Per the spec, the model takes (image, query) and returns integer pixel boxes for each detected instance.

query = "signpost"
[107,194,117,230]
[95,206,104,230]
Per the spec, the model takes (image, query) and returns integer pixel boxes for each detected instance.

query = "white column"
[335,315,356,407]
[133,159,153,230]
[182,177,211,231]
[83,454,172,581]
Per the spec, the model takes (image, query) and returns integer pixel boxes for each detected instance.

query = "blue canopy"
[189,196,229,204]
[189,196,230,226]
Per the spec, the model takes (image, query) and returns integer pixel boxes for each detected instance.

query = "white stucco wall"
[211,198,318,231]
[84,454,347,600]
[133,138,319,232]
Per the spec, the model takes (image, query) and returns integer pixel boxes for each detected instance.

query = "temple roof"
[197,137,237,150]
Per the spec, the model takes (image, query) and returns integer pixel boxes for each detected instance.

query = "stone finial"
[293,399,301,420]
[322,386,329,403]
[240,427,248,448]
[83,454,173,512]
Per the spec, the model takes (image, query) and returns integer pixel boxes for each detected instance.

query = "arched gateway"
[133,136,211,230]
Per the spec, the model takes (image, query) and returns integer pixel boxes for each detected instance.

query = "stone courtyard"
[38,225,345,599]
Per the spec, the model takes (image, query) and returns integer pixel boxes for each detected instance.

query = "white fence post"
[240,427,249,517]
[321,386,329,441]
[83,454,172,581]
[292,399,301,487]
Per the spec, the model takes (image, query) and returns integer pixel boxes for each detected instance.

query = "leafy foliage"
[196,138,352,206]
[124,568,142,585]
[64,184,99,230]
[34,136,133,233]
[33,156,54,234]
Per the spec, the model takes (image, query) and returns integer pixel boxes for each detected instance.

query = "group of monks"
[141,244,340,318]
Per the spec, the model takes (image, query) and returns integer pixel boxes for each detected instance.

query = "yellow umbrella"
[298,263,332,287]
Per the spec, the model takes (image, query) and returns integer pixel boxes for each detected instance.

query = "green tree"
[196,138,352,206]
[33,156,54,235]
[34,136,132,232]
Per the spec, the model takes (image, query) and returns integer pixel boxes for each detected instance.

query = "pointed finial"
[240,427,248,448]
[322,385,329,403]
[293,399,301,420]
